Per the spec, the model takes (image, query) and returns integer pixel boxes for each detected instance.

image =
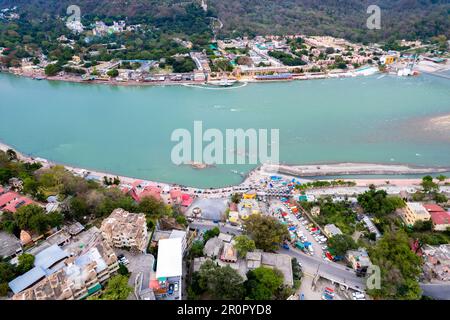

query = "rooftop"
[407,202,430,217]
[9,266,47,294]
[156,237,182,279]
[203,237,223,258]
[423,204,445,213]
[34,244,69,271]
[430,211,450,225]
[0,231,21,258]
[186,198,228,221]
[324,224,343,236]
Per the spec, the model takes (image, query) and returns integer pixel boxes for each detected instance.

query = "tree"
[22,177,39,196]
[17,253,35,275]
[0,282,8,297]
[0,260,17,296]
[245,266,284,300]
[15,204,52,234]
[327,234,357,256]
[197,260,245,299]
[243,215,288,252]
[436,175,447,183]
[107,68,119,78]
[233,235,256,258]
[138,196,171,218]
[367,231,422,300]
[231,193,242,204]
[68,197,89,220]
[96,275,132,300]
[421,176,439,193]
[433,193,448,204]
[357,188,405,218]
[203,227,220,243]
[189,240,204,259]
[412,219,433,232]
[44,63,62,76]
[118,264,130,276]
[291,258,303,286]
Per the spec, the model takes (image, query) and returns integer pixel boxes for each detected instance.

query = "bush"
[44,63,62,76]
[107,69,119,77]
[203,227,220,243]
[118,264,130,276]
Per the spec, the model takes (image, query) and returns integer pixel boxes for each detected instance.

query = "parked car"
[168,284,174,295]
[324,287,335,297]
[321,293,333,300]
[174,283,179,292]
[352,292,365,299]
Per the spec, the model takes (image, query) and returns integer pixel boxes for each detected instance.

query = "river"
[0,72,449,188]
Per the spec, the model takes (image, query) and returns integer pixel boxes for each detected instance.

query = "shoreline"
[1,141,448,191]
[2,59,449,88]
[1,67,379,88]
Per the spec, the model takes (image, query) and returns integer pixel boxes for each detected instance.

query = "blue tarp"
[34,244,69,270]
[9,267,46,294]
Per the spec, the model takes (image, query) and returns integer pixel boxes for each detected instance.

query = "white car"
[352,292,365,299]
[321,246,328,250]
[174,283,179,292]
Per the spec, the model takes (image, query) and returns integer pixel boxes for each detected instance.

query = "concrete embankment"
[263,163,450,177]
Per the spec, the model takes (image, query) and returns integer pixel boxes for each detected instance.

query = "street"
[278,246,366,291]
[420,283,450,300]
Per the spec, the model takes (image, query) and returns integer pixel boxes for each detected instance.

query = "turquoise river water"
[0,72,449,188]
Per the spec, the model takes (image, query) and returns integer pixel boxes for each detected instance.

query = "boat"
[208,75,237,87]
[33,76,45,80]
[186,161,214,169]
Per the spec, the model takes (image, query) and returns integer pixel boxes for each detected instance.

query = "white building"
[156,237,183,300]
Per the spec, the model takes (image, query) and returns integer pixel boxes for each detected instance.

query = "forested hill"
[1,0,449,42]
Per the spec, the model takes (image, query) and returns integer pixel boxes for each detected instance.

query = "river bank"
[2,65,378,88]
[262,163,450,177]
[1,141,446,191]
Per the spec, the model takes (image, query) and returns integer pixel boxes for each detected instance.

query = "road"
[420,283,450,300]
[278,245,366,291]
[189,208,366,291]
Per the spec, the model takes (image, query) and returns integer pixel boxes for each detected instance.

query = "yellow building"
[402,202,431,226]
[381,55,396,65]
[243,190,257,200]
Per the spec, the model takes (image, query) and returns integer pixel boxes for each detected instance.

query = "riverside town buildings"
[100,208,148,252]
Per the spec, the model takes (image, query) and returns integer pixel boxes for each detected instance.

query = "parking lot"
[269,199,328,260]
[299,276,348,300]
[114,249,155,300]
